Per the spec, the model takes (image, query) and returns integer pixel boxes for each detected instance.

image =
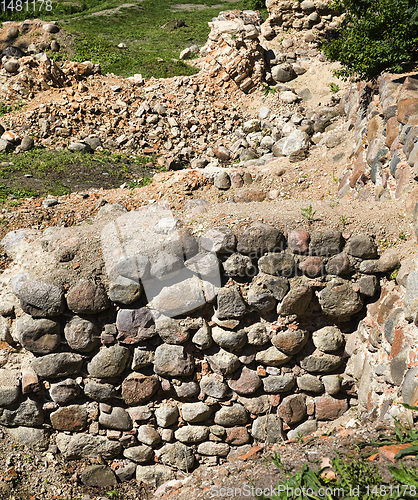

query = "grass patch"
[0,0,268,79]
[0,148,163,203]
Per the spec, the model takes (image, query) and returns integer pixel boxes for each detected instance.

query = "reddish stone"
[66,280,110,314]
[398,98,418,123]
[230,171,243,188]
[368,288,401,325]
[349,155,367,188]
[299,256,323,278]
[226,427,250,445]
[227,367,261,395]
[390,326,406,359]
[21,368,41,394]
[385,116,400,148]
[379,443,412,463]
[50,405,88,431]
[287,230,310,254]
[234,189,266,202]
[121,373,159,406]
[315,395,348,421]
[337,171,350,191]
[271,328,308,355]
[367,115,381,143]
[278,394,307,425]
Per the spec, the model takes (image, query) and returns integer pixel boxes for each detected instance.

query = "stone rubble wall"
[0,203,406,481]
[337,75,418,205]
[262,0,341,39]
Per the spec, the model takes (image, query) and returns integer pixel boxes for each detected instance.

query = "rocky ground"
[0,9,418,500]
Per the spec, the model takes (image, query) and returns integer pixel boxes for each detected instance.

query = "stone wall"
[262,0,340,39]
[0,203,404,481]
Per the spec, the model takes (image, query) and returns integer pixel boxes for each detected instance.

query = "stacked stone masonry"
[0,203,409,478]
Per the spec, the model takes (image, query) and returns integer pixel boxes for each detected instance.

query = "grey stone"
[251,415,284,443]
[84,380,117,401]
[173,381,199,398]
[156,442,194,470]
[197,441,230,456]
[255,346,291,366]
[81,465,117,488]
[88,345,130,379]
[200,373,230,398]
[181,402,212,423]
[155,316,190,345]
[238,395,271,415]
[7,426,50,451]
[185,252,220,278]
[4,59,19,73]
[64,316,99,353]
[201,228,236,254]
[378,248,400,273]
[150,251,183,280]
[322,375,341,395]
[312,326,344,353]
[272,63,296,83]
[359,260,379,274]
[57,433,122,459]
[211,326,247,351]
[175,425,209,443]
[192,322,212,350]
[237,223,284,256]
[148,276,208,317]
[214,171,231,189]
[15,315,60,354]
[155,405,179,427]
[287,420,317,440]
[247,323,270,346]
[0,397,43,427]
[99,406,133,431]
[31,353,84,379]
[223,253,254,277]
[206,348,241,376]
[137,425,161,446]
[404,272,418,322]
[117,254,150,282]
[347,235,378,259]
[68,142,92,153]
[132,348,155,369]
[300,351,343,373]
[154,344,194,377]
[258,253,296,277]
[309,230,343,257]
[318,278,363,317]
[15,279,65,318]
[278,394,307,425]
[214,404,247,426]
[263,375,295,393]
[116,463,137,482]
[109,281,142,305]
[215,286,246,319]
[243,119,261,133]
[135,465,175,488]
[50,378,80,405]
[123,445,153,463]
[401,367,418,406]
[297,374,324,393]
[358,275,378,297]
[282,131,310,156]
[314,107,339,133]
[20,135,35,152]
[278,280,312,316]
[0,139,14,152]
[0,370,20,406]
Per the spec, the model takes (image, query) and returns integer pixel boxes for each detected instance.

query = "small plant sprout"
[301,204,316,225]
[339,214,347,228]
[106,491,120,499]
[261,83,277,97]
[328,82,340,93]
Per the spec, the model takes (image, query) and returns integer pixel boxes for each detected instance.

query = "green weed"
[328,82,340,93]
[301,204,316,225]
